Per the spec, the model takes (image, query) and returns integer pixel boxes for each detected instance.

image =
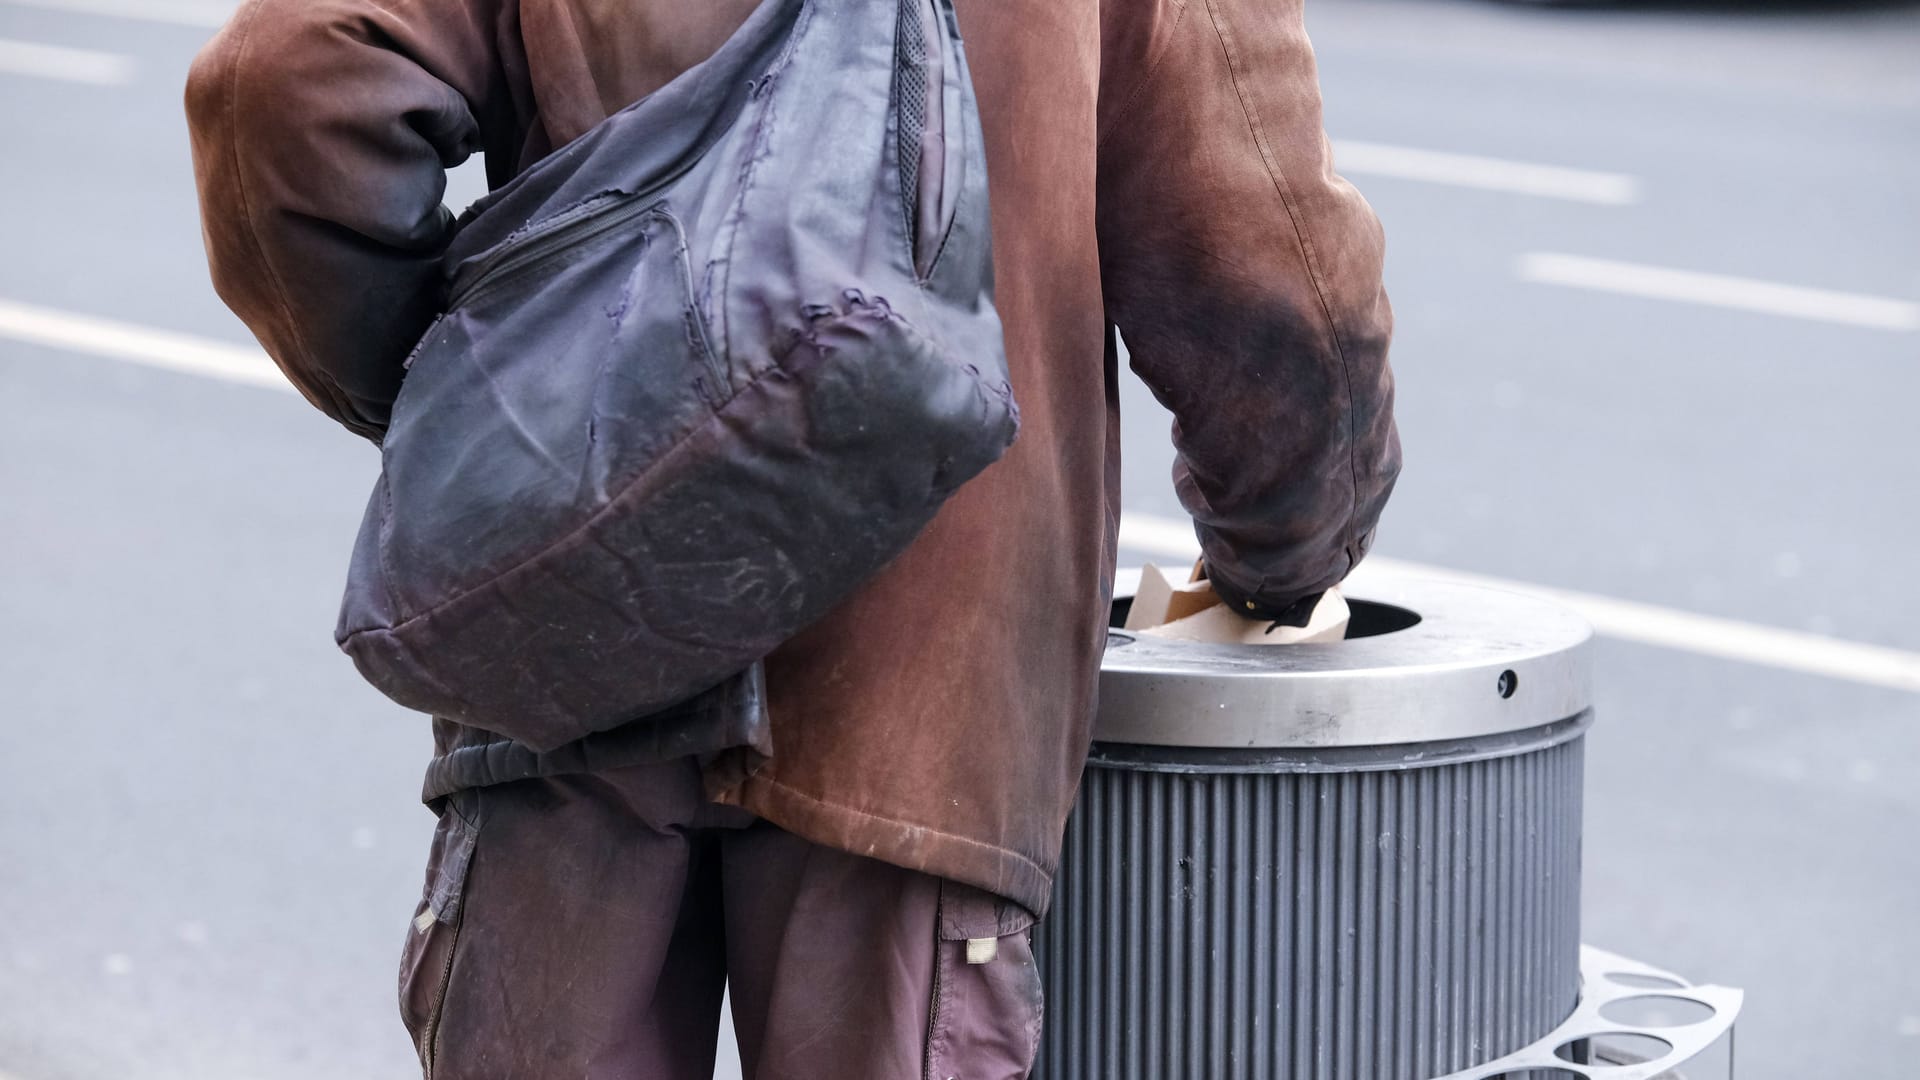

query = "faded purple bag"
[336,0,1015,750]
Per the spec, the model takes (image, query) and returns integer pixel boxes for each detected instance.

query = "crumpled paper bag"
[1124,562,1348,645]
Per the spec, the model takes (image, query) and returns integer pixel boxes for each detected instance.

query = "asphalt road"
[2,0,1917,1078]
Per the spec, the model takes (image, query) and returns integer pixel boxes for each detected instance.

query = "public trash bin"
[1032,574,1596,1080]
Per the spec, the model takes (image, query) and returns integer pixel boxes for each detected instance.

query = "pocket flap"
[425,794,483,924]
[937,879,1036,941]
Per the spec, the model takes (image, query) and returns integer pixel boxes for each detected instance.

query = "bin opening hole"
[1497,669,1518,699]
[1109,595,1423,638]
[1343,599,1421,638]
[1553,1031,1673,1066]
[1604,971,1686,990]
[1598,995,1717,1028]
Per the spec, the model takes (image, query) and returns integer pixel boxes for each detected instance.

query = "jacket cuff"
[1203,569,1325,627]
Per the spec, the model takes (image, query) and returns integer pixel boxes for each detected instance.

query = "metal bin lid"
[1098,574,1593,749]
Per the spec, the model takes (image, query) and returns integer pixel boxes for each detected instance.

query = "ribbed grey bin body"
[1033,577,1594,1080]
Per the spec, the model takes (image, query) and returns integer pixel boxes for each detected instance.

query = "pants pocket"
[398,790,483,1078]
[925,880,1044,1080]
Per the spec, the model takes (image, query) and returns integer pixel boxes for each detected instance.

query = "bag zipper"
[446,194,660,312]
[443,85,767,312]
[439,198,732,402]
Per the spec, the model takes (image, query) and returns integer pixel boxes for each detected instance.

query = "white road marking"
[1,0,230,27]
[1118,511,1920,694]
[0,37,132,84]
[1114,513,1207,567]
[0,300,290,392]
[1519,253,1920,331]
[1331,140,1641,205]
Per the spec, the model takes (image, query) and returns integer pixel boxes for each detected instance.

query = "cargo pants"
[398,757,1045,1079]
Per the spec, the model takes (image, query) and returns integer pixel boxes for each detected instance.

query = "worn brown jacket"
[187,0,1398,915]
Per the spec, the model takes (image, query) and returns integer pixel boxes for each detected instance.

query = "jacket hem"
[707,766,1055,918]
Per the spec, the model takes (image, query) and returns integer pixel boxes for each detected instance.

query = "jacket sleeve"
[1095,0,1401,618]
[184,0,509,442]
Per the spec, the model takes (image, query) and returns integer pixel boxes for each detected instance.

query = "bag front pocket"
[445,192,660,312]
[398,791,482,1078]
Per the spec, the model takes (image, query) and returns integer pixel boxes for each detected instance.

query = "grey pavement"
[1,0,1916,1077]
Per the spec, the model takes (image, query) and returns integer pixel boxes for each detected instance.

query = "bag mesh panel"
[896,0,929,242]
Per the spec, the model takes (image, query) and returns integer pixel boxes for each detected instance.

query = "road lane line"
[1331,140,1641,205]
[1118,511,1920,693]
[1519,253,1920,331]
[0,300,289,392]
[0,37,132,83]
[1,0,229,26]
